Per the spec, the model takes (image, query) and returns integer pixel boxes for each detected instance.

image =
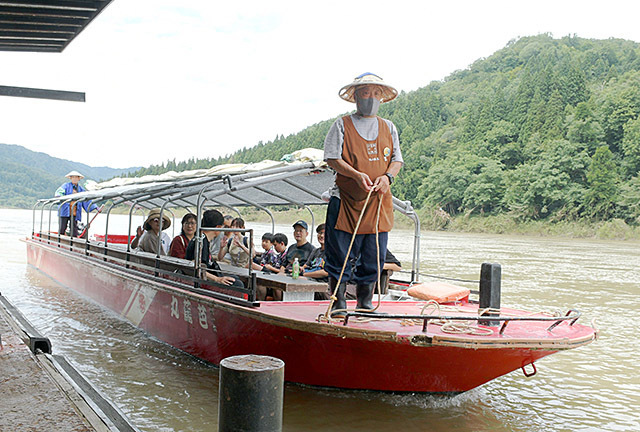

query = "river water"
[1,208,638,431]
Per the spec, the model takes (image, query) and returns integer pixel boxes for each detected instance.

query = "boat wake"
[300,384,485,409]
[377,388,484,409]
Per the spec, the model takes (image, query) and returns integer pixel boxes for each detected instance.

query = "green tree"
[622,116,640,177]
[584,145,619,219]
[462,159,506,214]
[504,160,572,220]
[419,153,475,214]
[419,152,503,215]
[565,103,605,153]
[617,176,640,223]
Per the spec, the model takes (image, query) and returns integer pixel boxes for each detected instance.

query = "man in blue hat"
[323,73,404,316]
[279,220,316,274]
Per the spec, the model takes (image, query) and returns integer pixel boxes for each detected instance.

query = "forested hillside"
[0,144,139,207]
[135,35,640,225]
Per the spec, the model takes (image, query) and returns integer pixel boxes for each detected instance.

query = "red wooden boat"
[26,155,597,393]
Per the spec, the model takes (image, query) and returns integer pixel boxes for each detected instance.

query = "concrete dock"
[0,313,95,431]
[1,294,139,432]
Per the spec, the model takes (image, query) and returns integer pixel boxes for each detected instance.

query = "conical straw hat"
[338,72,398,103]
[65,170,84,179]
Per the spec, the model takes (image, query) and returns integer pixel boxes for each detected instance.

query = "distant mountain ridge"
[0,143,140,208]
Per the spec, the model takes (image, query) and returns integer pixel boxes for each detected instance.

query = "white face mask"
[356,97,380,117]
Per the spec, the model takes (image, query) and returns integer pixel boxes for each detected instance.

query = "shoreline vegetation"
[418,208,640,240]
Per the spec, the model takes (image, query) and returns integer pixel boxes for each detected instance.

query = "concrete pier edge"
[0,292,140,432]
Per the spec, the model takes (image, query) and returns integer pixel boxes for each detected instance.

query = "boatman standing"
[54,170,98,237]
[323,72,403,316]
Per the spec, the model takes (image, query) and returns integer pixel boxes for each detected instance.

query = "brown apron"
[334,116,394,234]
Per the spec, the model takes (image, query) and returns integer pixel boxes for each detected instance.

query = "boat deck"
[255,300,596,348]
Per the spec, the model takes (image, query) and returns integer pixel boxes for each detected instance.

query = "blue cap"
[293,220,308,230]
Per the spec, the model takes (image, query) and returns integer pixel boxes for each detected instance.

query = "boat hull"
[26,239,573,393]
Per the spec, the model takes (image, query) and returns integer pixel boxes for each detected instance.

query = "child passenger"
[261,232,287,273]
[252,233,277,271]
[301,224,330,300]
[255,232,289,301]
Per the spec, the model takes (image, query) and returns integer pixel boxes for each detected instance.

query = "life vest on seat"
[407,281,470,303]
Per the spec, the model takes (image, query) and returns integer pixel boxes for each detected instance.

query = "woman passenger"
[218,217,254,267]
[169,213,197,259]
[135,209,171,255]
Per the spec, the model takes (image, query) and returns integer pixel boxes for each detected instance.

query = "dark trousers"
[58,216,79,237]
[324,197,388,285]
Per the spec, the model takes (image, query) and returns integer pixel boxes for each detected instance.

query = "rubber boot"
[356,282,379,312]
[329,276,347,317]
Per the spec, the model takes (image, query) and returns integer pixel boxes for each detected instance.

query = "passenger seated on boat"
[169,213,197,259]
[251,233,276,271]
[381,249,402,293]
[279,220,315,274]
[302,224,327,280]
[256,232,288,301]
[185,210,243,288]
[300,224,330,300]
[261,233,287,273]
[217,215,234,262]
[132,209,171,255]
[206,214,226,259]
[218,217,254,267]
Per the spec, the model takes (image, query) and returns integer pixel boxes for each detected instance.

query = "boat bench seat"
[217,262,327,301]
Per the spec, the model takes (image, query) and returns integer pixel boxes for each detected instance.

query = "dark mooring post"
[479,262,501,326]
[218,355,284,432]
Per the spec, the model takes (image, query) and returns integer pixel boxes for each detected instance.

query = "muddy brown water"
[1,208,638,431]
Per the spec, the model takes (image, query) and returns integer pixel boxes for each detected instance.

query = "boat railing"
[193,226,257,298]
[342,309,583,334]
[29,230,260,307]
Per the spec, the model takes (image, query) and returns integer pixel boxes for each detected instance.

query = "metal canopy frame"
[0,0,114,53]
[36,163,331,208]
[33,162,422,281]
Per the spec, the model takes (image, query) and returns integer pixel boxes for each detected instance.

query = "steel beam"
[0,85,85,102]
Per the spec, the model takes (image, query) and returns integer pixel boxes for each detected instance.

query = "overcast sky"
[1,0,639,169]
